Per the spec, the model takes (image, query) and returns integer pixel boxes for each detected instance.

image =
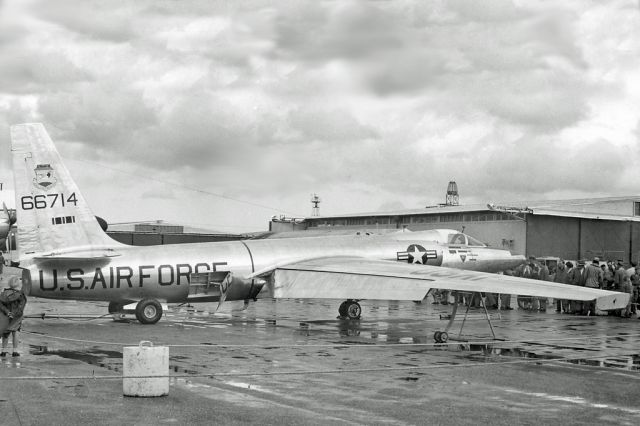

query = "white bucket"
[123,341,169,397]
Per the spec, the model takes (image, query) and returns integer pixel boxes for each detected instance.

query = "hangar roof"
[307,196,640,222]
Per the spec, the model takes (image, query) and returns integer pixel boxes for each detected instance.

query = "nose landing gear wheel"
[434,331,449,343]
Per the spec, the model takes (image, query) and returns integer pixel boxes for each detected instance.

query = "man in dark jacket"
[583,258,603,315]
[0,277,27,357]
[568,260,587,313]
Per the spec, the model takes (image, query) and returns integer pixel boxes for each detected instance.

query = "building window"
[441,214,463,222]
[635,202,640,216]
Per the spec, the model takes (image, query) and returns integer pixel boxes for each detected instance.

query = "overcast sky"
[1,0,639,232]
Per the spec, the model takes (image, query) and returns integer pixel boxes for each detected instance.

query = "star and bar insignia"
[397,244,438,264]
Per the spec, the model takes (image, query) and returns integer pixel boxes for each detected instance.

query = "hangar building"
[106,221,247,245]
[269,197,640,263]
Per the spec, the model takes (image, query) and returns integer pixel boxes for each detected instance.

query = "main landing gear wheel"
[135,299,163,324]
[433,331,448,343]
[338,301,348,317]
[338,300,361,319]
[346,301,361,320]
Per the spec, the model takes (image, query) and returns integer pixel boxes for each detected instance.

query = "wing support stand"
[434,292,497,343]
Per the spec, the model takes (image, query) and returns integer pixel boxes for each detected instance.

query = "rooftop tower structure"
[311,193,321,217]
[446,181,459,206]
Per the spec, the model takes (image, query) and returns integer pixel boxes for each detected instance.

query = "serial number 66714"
[21,192,78,210]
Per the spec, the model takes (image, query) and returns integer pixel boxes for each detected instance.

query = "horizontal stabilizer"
[33,253,121,261]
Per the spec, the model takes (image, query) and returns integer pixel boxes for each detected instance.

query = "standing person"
[536,260,550,311]
[516,257,537,310]
[0,251,4,275]
[604,262,615,289]
[627,262,638,280]
[501,268,514,310]
[0,277,27,357]
[614,260,627,291]
[620,274,633,318]
[569,260,587,314]
[630,267,640,316]
[554,261,569,312]
[583,258,602,315]
[614,260,631,317]
[563,261,575,313]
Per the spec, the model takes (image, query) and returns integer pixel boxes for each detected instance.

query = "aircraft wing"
[255,257,629,311]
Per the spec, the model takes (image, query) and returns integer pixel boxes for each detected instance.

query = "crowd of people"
[510,256,639,317]
[430,255,640,317]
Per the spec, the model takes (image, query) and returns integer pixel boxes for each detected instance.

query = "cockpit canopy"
[446,232,486,247]
[394,229,488,247]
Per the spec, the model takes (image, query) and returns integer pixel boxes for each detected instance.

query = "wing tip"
[595,293,631,311]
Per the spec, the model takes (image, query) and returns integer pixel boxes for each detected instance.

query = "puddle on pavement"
[29,345,124,372]
[27,344,209,376]
[462,344,640,372]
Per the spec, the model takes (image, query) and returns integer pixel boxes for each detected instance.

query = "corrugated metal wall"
[579,219,630,261]
[526,215,638,262]
[631,222,640,264]
[526,215,579,260]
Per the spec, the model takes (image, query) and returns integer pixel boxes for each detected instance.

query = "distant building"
[106,220,247,246]
[269,197,640,263]
[2,219,249,264]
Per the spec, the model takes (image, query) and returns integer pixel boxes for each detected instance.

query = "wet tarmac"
[2,281,640,425]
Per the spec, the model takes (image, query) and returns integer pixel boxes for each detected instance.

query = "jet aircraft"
[4,124,629,340]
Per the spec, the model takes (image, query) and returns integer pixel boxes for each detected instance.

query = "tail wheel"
[345,301,361,320]
[135,299,163,324]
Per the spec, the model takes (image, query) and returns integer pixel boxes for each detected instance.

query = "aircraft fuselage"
[20,231,525,304]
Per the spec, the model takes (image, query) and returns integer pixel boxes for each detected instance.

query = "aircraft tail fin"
[10,123,121,262]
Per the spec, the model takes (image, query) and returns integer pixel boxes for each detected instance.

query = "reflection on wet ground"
[16,297,640,376]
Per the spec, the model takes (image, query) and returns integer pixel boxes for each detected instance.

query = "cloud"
[26,0,138,42]
[37,82,157,151]
[0,21,92,94]
[1,0,639,231]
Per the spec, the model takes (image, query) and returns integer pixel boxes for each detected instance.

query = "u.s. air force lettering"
[36,262,228,291]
